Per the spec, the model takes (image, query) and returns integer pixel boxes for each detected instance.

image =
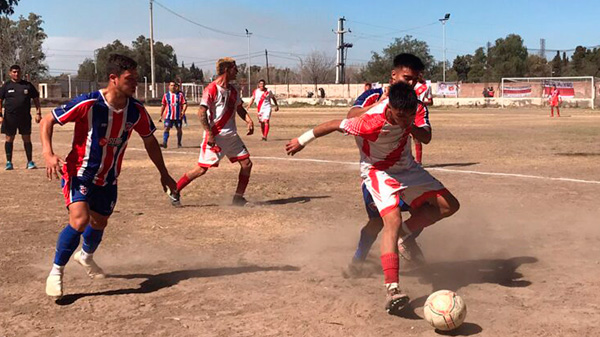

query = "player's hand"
[246,120,254,135]
[35,114,42,123]
[160,174,177,193]
[44,153,64,181]
[285,138,304,156]
[274,106,279,112]
[207,132,216,147]
[0,116,3,124]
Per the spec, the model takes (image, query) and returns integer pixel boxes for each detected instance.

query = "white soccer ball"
[423,290,467,331]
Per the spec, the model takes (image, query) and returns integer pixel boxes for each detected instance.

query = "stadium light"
[439,13,450,82]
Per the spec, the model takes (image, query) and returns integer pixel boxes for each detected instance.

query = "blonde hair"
[216,57,236,75]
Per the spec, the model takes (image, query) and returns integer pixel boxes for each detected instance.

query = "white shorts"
[197,131,250,168]
[363,165,448,217]
[257,109,271,122]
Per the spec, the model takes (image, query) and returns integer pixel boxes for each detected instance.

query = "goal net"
[500,76,597,109]
[180,83,204,103]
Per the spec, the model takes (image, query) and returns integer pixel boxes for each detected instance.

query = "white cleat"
[73,250,106,279]
[46,274,63,299]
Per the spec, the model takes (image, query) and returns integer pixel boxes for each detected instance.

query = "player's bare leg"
[556,107,560,117]
[380,208,410,315]
[550,107,554,117]
[21,134,36,169]
[233,158,252,205]
[4,134,15,170]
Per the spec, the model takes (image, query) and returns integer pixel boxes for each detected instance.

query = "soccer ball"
[423,290,467,331]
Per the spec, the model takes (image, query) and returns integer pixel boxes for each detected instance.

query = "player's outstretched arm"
[40,113,63,181]
[411,126,432,144]
[285,119,344,156]
[236,105,254,135]
[142,135,177,193]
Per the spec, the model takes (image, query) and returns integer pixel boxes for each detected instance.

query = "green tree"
[525,55,550,77]
[550,51,562,77]
[452,55,472,82]
[77,58,96,81]
[361,35,435,82]
[0,0,19,15]
[95,39,133,80]
[488,34,528,80]
[0,13,47,80]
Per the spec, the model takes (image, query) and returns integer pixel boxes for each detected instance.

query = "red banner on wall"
[502,85,532,97]
[542,80,575,98]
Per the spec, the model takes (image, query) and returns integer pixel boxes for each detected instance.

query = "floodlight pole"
[439,13,450,82]
[246,29,252,97]
[149,0,156,98]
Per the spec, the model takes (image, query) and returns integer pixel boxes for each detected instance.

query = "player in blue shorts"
[40,54,177,299]
[160,81,187,148]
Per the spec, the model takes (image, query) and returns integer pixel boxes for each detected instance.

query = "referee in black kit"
[0,65,42,170]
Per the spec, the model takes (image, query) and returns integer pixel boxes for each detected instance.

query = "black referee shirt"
[0,80,39,117]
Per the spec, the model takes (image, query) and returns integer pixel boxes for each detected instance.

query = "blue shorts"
[61,176,118,216]
[362,183,410,219]
[164,119,183,128]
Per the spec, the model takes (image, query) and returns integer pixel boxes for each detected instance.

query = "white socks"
[50,264,64,276]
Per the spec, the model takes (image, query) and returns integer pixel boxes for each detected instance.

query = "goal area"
[500,76,597,109]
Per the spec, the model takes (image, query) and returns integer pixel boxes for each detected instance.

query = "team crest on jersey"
[24,89,29,95]
[125,122,134,130]
[79,185,88,195]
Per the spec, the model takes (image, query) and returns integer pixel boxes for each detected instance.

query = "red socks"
[176,174,192,192]
[262,122,270,138]
[381,253,400,284]
[235,173,250,196]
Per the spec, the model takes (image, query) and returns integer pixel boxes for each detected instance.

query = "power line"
[153,0,246,38]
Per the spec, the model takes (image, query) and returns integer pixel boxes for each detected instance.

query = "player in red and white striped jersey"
[549,85,561,117]
[173,57,255,206]
[413,77,433,164]
[247,79,279,141]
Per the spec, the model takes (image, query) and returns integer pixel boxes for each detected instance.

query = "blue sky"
[8,0,600,75]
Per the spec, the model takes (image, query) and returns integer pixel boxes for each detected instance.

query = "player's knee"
[442,193,460,217]
[241,159,252,171]
[69,213,90,230]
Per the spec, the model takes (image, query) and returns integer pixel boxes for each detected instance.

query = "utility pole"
[245,29,252,97]
[439,13,450,82]
[334,17,352,84]
[265,49,270,83]
[149,0,156,98]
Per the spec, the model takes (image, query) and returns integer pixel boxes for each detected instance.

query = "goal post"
[180,83,204,103]
[500,76,595,109]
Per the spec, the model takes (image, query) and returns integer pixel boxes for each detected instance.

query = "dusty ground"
[1,105,599,336]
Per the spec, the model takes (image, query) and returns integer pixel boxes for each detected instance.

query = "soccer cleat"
[177,143,182,148]
[161,143,167,149]
[26,161,37,169]
[46,274,63,299]
[261,137,267,141]
[73,250,106,279]
[385,284,410,315]
[5,161,13,170]
[166,187,181,207]
[397,236,426,266]
[232,195,248,206]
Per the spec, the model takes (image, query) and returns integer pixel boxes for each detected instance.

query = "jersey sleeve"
[352,89,382,108]
[414,103,431,129]
[179,92,186,105]
[339,113,383,139]
[200,86,215,108]
[133,104,157,138]
[0,84,5,100]
[51,94,95,125]
[29,82,40,98]
[161,94,167,105]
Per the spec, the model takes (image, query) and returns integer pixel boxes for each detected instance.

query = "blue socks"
[82,226,104,254]
[53,225,82,266]
[353,228,378,261]
[163,131,169,145]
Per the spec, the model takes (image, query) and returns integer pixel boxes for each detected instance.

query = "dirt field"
[1,105,599,336]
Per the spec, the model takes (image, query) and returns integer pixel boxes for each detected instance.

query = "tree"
[550,51,563,77]
[0,13,47,80]
[488,34,528,80]
[0,0,19,15]
[452,55,472,82]
[301,51,335,92]
[361,35,435,82]
[77,58,96,81]
[525,55,550,77]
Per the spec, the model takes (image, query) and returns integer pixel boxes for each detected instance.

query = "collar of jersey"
[99,90,127,114]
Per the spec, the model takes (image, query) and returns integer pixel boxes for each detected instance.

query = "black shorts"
[1,115,32,136]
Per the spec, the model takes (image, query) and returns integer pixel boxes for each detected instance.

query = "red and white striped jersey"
[201,82,243,136]
[252,88,274,114]
[341,99,420,177]
[414,81,432,102]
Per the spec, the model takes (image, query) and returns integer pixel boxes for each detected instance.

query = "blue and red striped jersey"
[52,91,156,186]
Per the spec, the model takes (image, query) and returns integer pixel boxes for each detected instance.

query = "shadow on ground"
[424,162,479,168]
[56,264,300,305]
